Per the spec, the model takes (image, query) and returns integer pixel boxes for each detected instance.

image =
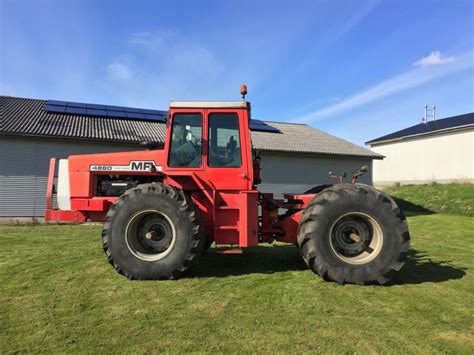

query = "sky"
[1,0,473,146]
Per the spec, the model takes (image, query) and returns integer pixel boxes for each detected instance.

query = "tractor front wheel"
[298,184,410,285]
[102,183,204,280]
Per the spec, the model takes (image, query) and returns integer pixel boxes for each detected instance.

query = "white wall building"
[367,113,474,186]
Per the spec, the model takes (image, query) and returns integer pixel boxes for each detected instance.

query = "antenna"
[422,104,437,123]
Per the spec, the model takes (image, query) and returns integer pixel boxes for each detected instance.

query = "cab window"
[208,113,242,167]
[169,113,202,167]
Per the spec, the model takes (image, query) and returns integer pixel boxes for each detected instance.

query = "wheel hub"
[125,210,176,261]
[332,218,371,257]
[139,217,172,252]
[329,212,384,265]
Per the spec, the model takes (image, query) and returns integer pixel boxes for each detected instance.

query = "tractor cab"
[161,101,260,248]
[163,101,255,191]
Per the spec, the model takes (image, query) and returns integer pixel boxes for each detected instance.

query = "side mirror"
[165,112,170,127]
[253,149,262,162]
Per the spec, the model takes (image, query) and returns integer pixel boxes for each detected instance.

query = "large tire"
[298,184,410,285]
[102,183,204,280]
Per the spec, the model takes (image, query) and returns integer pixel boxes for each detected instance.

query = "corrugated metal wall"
[258,152,373,198]
[0,137,140,217]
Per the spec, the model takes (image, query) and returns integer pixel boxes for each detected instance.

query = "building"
[367,112,474,186]
[0,96,381,222]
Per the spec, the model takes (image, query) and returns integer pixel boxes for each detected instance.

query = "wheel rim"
[125,210,176,261]
[329,212,383,265]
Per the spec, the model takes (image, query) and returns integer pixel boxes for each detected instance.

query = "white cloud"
[106,62,133,81]
[292,50,473,123]
[413,51,455,67]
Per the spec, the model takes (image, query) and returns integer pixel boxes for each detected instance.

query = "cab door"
[204,109,252,191]
[165,109,205,172]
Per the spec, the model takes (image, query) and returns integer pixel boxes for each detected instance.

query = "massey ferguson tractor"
[45,87,410,285]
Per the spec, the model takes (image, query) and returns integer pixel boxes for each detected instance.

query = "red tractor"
[45,88,410,285]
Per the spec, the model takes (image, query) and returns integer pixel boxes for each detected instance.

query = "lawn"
[1,187,473,353]
[385,183,474,216]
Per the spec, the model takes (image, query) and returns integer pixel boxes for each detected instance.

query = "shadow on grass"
[389,249,467,285]
[190,244,307,278]
[191,246,466,285]
[391,197,435,216]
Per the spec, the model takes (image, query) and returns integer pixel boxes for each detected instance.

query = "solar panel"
[106,105,125,112]
[44,104,66,113]
[144,113,162,120]
[87,109,107,116]
[367,112,474,144]
[44,100,167,123]
[108,111,127,118]
[87,103,106,110]
[126,112,146,119]
[66,107,87,115]
[249,119,280,133]
[44,100,278,131]
[47,100,67,106]
[123,107,142,113]
[67,102,87,108]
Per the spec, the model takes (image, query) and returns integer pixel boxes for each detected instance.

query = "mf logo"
[131,161,155,171]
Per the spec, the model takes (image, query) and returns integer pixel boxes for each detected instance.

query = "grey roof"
[0,96,382,159]
[250,121,382,158]
[367,112,474,145]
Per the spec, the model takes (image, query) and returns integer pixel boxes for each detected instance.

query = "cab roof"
[169,101,249,109]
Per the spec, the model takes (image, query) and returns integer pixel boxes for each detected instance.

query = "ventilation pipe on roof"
[432,105,436,121]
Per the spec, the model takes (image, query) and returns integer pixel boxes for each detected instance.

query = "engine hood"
[68,149,165,173]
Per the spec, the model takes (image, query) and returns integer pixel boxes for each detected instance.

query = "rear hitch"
[328,165,369,184]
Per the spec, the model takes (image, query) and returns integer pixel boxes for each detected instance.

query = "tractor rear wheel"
[102,183,204,280]
[298,184,410,285]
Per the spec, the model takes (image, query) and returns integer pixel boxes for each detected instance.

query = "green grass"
[1,213,473,353]
[385,183,474,216]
